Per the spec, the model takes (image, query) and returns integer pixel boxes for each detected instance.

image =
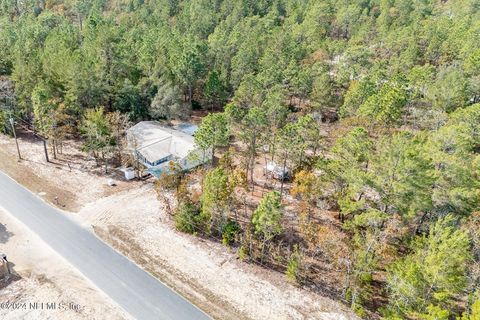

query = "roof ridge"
[137,135,172,150]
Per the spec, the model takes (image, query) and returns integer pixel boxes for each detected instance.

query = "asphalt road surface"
[0,171,211,320]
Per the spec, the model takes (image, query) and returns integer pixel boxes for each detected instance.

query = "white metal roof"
[175,123,199,136]
[127,121,197,163]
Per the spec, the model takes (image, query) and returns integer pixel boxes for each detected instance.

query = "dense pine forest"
[1,0,480,319]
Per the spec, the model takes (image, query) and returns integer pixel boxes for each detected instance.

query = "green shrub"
[174,201,199,234]
[472,296,480,320]
[352,302,367,318]
[285,245,301,283]
[221,220,240,246]
[238,246,249,261]
[285,257,299,283]
[419,305,449,320]
[461,291,480,320]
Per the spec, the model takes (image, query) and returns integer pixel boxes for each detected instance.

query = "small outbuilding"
[127,121,211,177]
[120,167,135,180]
[265,161,289,180]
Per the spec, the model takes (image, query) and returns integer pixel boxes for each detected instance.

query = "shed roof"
[175,123,198,136]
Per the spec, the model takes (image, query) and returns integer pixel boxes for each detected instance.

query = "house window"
[153,156,171,167]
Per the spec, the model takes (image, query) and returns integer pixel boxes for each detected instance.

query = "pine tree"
[251,191,283,242]
[385,215,471,318]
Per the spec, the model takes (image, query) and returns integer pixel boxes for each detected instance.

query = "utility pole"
[9,118,21,160]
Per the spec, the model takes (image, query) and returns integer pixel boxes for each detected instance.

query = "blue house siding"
[135,150,172,168]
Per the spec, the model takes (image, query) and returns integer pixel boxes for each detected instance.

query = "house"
[127,121,211,177]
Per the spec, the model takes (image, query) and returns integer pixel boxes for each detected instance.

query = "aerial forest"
[0,0,480,318]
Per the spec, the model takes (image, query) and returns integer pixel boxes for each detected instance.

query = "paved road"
[0,171,210,320]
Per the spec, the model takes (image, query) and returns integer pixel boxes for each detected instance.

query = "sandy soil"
[81,186,357,320]
[0,132,358,320]
[0,209,130,320]
[0,130,142,212]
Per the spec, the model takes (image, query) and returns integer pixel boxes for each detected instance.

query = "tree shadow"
[15,128,44,144]
[0,223,14,244]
